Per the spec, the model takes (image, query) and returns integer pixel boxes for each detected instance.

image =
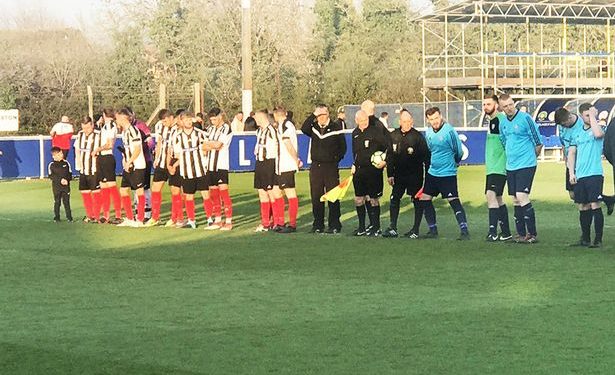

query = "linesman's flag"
[320,175,353,203]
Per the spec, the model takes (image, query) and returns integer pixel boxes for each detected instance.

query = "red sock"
[151,191,162,221]
[274,197,285,226]
[122,195,134,220]
[110,187,122,219]
[92,191,102,219]
[185,199,196,221]
[101,187,111,219]
[203,197,213,219]
[288,197,298,228]
[260,201,271,227]
[81,192,93,218]
[220,189,233,221]
[137,195,145,222]
[210,188,221,220]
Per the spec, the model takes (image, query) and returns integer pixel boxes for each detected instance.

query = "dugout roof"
[417,0,615,25]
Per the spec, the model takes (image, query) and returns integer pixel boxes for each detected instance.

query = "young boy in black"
[48,147,73,222]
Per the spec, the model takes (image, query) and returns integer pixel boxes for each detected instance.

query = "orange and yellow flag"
[320,175,353,203]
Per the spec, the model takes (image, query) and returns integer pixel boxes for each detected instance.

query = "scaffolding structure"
[417,0,615,115]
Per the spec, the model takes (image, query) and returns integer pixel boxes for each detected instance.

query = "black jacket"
[387,127,430,178]
[301,114,347,163]
[48,160,72,192]
[604,124,615,166]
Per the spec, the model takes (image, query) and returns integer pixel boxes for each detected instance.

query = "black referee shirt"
[387,128,430,178]
[352,124,389,168]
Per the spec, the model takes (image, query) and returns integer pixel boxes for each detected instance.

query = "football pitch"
[3,163,615,374]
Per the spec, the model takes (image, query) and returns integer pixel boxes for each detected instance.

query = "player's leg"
[62,191,73,221]
[183,193,197,229]
[383,181,404,238]
[485,174,500,240]
[53,190,62,221]
[270,185,285,232]
[515,167,537,243]
[118,172,135,224]
[443,176,469,240]
[209,185,222,226]
[79,176,93,222]
[507,170,526,241]
[256,189,271,232]
[308,165,325,233]
[218,172,233,229]
[589,176,605,248]
[353,195,368,236]
[366,196,382,237]
[323,164,342,233]
[571,177,592,247]
[420,173,438,238]
[148,171,166,226]
[276,187,297,233]
[200,188,215,228]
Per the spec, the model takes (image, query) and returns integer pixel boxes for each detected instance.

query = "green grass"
[2,163,615,374]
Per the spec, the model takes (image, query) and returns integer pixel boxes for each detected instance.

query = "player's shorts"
[254,159,277,190]
[181,176,208,195]
[565,167,573,192]
[277,171,296,189]
[143,161,153,190]
[168,170,182,188]
[507,166,536,196]
[153,167,169,183]
[121,169,146,190]
[79,174,100,191]
[423,173,458,199]
[206,170,229,187]
[573,175,603,204]
[485,173,507,196]
[353,165,384,198]
[97,154,116,183]
[390,174,422,201]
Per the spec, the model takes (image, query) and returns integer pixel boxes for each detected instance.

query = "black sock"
[449,199,468,233]
[412,200,423,233]
[488,208,499,236]
[593,208,604,243]
[522,203,537,236]
[389,198,400,229]
[580,210,592,243]
[498,204,511,236]
[356,204,366,230]
[372,205,381,231]
[513,205,526,236]
[424,200,437,232]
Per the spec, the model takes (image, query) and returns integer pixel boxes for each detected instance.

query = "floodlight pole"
[241,0,253,116]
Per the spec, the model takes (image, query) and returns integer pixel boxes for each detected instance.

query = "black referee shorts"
[485,173,507,196]
[423,173,459,199]
[390,174,422,201]
[254,159,277,190]
[153,167,170,183]
[182,176,208,195]
[79,174,100,191]
[573,175,603,204]
[121,169,146,190]
[97,154,116,183]
[206,170,229,187]
[277,171,296,189]
[353,165,384,198]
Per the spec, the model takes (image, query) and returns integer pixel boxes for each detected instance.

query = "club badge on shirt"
[364,140,369,148]
[407,147,414,155]
[393,144,397,152]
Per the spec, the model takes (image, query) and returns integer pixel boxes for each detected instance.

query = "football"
[370,150,386,167]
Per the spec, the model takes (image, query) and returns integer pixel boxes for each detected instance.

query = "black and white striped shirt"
[173,128,207,179]
[206,123,233,172]
[255,124,280,174]
[99,121,117,156]
[121,125,146,170]
[74,130,102,175]
[154,122,177,169]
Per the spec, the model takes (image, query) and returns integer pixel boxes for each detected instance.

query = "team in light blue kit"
[416,107,470,240]
[498,94,543,244]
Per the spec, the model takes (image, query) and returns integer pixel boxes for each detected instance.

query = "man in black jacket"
[383,110,430,238]
[301,104,347,233]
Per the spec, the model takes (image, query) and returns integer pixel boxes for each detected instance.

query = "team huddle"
[47,95,612,246]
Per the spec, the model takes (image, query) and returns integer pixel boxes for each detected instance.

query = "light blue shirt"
[425,123,463,177]
[558,115,583,158]
[500,111,542,171]
[571,125,605,179]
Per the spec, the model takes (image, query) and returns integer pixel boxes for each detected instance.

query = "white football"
[370,151,386,167]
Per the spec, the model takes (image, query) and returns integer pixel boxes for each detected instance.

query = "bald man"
[383,110,430,238]
[351,110,390,236]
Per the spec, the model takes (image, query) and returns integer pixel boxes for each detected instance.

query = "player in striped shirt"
[203,107,234,230]
[272,106,300,233]
[145,109,175,227]
[253,109,284,232]
[166,109,186,227]
[171,111,208,229]
[93,108,123,224]
[74,116,103,223]
[419,107,469,240]
[115,108,147,227]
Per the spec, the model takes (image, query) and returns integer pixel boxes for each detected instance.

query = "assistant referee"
[301,104,347,234]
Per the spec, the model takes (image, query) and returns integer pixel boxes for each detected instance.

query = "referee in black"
[351,110,390,237]
[301,104,347,234]
[383,110,430,238]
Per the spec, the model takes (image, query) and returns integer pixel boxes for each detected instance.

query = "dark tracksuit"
[301,114,347,231]
[48,160,73,221]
